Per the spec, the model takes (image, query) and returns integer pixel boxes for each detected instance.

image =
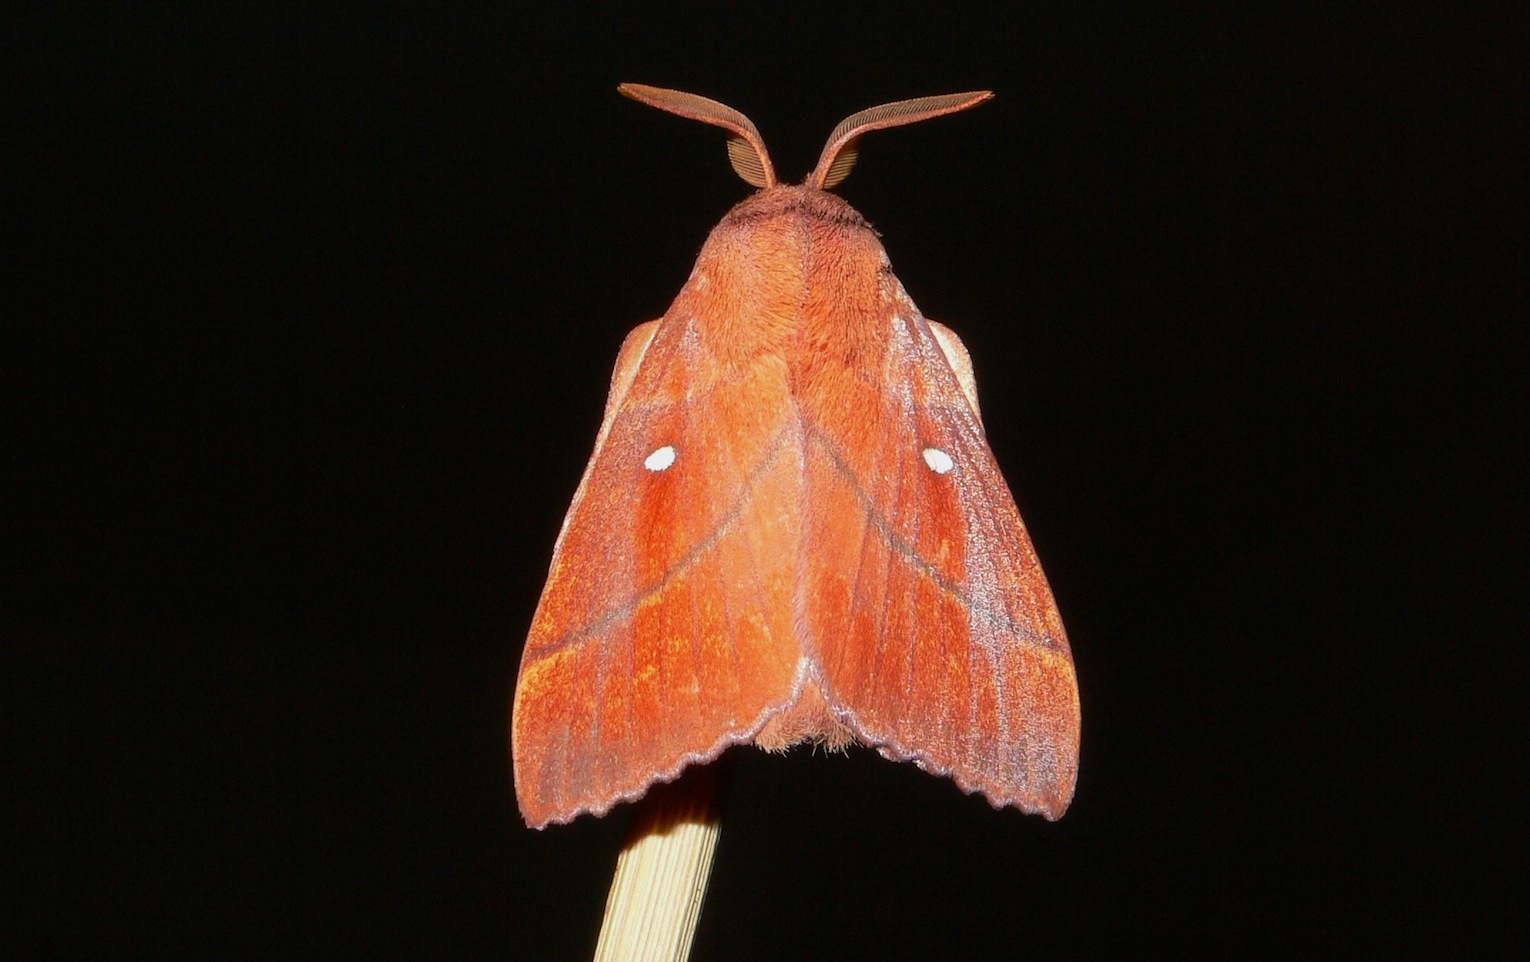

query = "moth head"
[618,84,993,192]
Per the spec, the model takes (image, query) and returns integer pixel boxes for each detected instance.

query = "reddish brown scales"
[513,85,1079,829]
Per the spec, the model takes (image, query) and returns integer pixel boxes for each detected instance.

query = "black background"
[7,4,1521,958]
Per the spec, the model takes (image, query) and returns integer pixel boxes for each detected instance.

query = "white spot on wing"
[922,447,955,475]
[644,445,677,471]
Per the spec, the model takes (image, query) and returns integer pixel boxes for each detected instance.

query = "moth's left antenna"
[619,83,778,190]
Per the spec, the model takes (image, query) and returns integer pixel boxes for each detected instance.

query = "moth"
[513,84,1079,828]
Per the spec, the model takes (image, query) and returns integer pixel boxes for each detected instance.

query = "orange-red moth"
[513,84,1079,829]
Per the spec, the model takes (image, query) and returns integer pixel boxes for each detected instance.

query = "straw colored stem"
[593,760,732,962]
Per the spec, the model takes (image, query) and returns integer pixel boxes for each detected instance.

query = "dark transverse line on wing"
[804,426,1040,642]
[539,423,798,656]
